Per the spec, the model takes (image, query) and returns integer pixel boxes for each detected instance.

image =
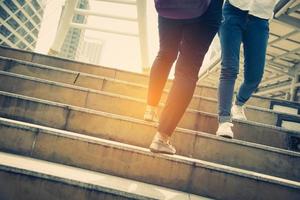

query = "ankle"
[155,132,170,142]
[146,105,158,112]
[234,100,244,107]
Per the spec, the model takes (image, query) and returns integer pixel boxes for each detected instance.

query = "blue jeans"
[218,1,269,123]
[147,0,223,135]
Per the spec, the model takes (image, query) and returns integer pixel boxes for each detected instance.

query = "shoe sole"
[144,117,155,122]
[143,116,158,122]
[149,147,175,155]
[216,132,233,139]
[219,135,233,139]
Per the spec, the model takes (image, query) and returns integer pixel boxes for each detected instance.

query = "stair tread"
[1,45,300,199]
[1,116,300,189]
[1,90,300,158]
[1,90,299,136]
[1,53,299,107]
[1,70,299,119]
[0,151,211,200]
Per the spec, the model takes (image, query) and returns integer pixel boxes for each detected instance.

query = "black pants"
[147,0,223,136]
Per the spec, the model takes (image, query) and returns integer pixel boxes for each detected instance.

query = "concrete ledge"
[0,50,300,111]
[0,72,276,127]
[0,152,211,200]
[1,70,299,131]
[1,90,300,182]
[0,122,300,200]
[1,90,299,145]
[0,56,203,109]
[1,45,299,110]
[0,45,154,86]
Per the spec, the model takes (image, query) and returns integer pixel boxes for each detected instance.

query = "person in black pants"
[145,0,224,154]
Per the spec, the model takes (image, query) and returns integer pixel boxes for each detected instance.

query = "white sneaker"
[144,106,158,122]
[231,104,247,120]
[149,133,176,155]
[216,122,234,139]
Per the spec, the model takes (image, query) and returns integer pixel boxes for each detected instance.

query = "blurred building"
[58,0,89,60]
[0,0,46,51]
[76,38,104,65]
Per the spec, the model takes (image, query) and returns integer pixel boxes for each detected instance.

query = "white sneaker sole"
[144,116,155,122]
[143,114,158,122]
[216,132,233,139]
[149,147,175,155]
[149,142,176,155]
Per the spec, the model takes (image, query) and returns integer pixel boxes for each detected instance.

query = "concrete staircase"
[0,45,299,200]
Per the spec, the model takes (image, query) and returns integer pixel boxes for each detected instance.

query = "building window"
[73,14,85,23]
[17,27,27,37]
[7,18,20,29]
[16,0,25,6]
[25,35,34,44]
[8,34,19,44]
[4,0,18,13]
[25,21,34,30]
[32,15,40,25]
[24,4,34,16]
[0,7,9,20]
[17,41,26,49]
[31,0,41,11]
[0,25,11,37]
[32,28,38,37]
[38,9,44,17]
[2,42,10,47]
[16,11,28,22]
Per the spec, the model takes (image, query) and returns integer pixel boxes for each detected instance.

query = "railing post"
[49,0,78,55]
[136,0,149,73]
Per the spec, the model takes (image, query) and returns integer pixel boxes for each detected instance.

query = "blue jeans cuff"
[235,98,245,106]
[219,116,232,123]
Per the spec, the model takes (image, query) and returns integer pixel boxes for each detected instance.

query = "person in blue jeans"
[144,0,223,154]
[216,0,279,138]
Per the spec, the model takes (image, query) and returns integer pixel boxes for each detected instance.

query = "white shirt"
[229,0,279,19]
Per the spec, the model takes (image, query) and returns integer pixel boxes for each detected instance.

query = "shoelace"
[156,137,173,147]
[145,109,157,115]
[237,107,245,115]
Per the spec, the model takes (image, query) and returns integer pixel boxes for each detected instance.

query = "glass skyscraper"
[0,0,46,51]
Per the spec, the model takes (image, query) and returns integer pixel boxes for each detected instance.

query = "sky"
[35,0,218,74]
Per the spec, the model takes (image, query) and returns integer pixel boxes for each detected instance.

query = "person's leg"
[150,22,219,154]
[235,15,269,106]
[144,16,183,122]
[157,21,220,137]
[216,2,246,138]
[150,0,223,154]
[147,17,182,107]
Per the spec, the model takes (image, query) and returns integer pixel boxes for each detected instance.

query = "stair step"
[1,90,299,149]
[0,71,299,132]
[0,55,215,110]
[1,56,298,121]
[2,48,298,114]
[1,91,300,180]
[0,45,161,86]
[0,152,209,200]
[0,118,299,200]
